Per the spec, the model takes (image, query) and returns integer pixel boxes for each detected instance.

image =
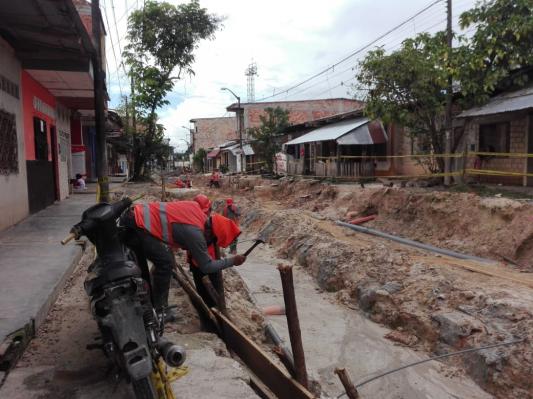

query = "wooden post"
[277,264,308,388]
[334,368,360,399]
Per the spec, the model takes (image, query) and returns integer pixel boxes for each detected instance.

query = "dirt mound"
[264,180,533,271]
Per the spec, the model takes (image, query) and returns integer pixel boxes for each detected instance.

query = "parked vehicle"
[62,197,185,399]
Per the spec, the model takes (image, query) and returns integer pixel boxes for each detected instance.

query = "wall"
[462,112,529,185]
[191,116,238,153]
[0,38,29,230]
[243,99,364,132]
[21,70,56,161]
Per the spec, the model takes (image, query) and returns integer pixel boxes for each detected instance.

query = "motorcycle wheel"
[132,377,157,399]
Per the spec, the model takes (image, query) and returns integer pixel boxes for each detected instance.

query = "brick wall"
[191,116,237,152]
[462,113,529,185]
[243,99,364,132]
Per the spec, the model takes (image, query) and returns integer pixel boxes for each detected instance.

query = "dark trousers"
[190,265,222,308]
[121,213,175,311]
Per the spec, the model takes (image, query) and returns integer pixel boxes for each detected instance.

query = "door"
[27,117,56,213]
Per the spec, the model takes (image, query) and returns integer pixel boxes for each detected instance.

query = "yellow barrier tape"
[151,358,188,399]
[314,153,464,161]
[469,151,533,158]
[465,169,533,178]
[246,160,266,165]
[286,171,462,181]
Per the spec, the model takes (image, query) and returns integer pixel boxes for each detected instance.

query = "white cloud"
[104,0,477,151]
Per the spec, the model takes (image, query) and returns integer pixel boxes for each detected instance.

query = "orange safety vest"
[133,201,207,246]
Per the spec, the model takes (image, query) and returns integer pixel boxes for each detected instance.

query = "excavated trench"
[198,176,532,399]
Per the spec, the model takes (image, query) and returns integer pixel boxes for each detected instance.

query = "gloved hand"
[233,254,247,266]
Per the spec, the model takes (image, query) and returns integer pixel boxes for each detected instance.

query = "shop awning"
[285,118,369,145]
[336,120,387,145]
[221,143,255,156]
[284,117,387,146]
[207,148,220,158]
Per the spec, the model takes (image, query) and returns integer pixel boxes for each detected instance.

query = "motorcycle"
[62,197,185,399]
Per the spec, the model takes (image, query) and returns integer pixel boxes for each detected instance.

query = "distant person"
[74,173,86,190]
[209,169,221,188]
[223,198,241,254]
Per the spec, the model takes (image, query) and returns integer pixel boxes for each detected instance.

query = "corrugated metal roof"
[284,118,370,145]
[337,121,387,145]
[220,143,255,156]
[458,86,533,118]
[207,148,220,158]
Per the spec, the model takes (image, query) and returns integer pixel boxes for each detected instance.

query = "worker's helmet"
[193,194,211,215]
[226,198,233,205]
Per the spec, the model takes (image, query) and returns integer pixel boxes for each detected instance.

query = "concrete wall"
[0,38,29,231]
[191,116,237,153]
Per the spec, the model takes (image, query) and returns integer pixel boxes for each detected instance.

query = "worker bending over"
[121,200,244,317]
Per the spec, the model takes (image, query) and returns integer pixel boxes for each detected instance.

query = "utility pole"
[444,0,453,185]
[91,0,110,202]
[221,87,244,172]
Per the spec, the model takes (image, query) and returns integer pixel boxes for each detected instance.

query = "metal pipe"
[336,221,495,264]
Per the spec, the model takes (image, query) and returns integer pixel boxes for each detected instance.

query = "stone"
[356,283,380,311]
[382,281,403,294]
[432,311,484,345]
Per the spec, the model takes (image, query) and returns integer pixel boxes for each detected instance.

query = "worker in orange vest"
[209,169,221,188]
[223,198,240,254]
[121,200,244,315]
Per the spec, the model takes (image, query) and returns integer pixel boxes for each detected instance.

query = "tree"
[193,148,207,172]
[248,107,290,173]
[123,0,220,179]
[456,0,533,106]
[356,33,449,172]
[355,0,533,172]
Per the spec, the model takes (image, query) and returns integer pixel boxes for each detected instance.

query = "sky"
[101,0,477,151]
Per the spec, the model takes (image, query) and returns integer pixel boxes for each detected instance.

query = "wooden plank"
[212,309,316,399]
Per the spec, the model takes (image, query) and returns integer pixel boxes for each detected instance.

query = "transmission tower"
[245,61,258,102]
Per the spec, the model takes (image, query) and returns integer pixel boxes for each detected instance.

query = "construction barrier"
[284,151,533,182]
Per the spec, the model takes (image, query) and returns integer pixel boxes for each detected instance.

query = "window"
[33,117,48,160]
[479,122,510,153]
[0,109,18,175]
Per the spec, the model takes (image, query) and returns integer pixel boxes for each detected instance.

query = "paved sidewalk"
[0,194,95,350]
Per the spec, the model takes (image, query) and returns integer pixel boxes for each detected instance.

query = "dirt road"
[237,239,492,398]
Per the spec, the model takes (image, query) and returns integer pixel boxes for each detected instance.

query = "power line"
[110,0,129,78]
[255,0,444,102]
[102,0,124,97]
[281,1,477,102]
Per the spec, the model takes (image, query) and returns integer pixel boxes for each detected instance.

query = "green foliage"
[356,0,533,172]
[193,148,207,172]
[123,0,220,178]
[457,0,533,105]
[356,33,449,171]
[248,107,290,173]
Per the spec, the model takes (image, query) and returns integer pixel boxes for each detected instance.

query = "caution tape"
[313,153,465,161]
[285,171,461,181]
[469,151,533,158]
[151,358,188,399]
[465,169,533,178]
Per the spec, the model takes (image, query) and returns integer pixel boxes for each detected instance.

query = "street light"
[221,87,244,172]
